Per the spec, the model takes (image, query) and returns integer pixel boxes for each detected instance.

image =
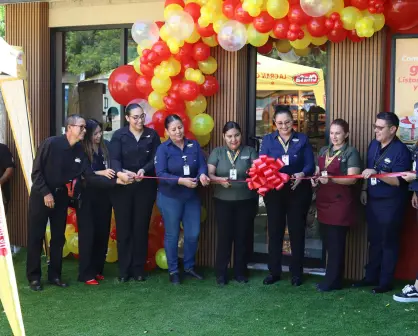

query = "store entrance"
[248,45,328,269]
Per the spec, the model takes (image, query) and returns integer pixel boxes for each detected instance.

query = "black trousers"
[111,180,156,278]
[26,188,69,282]
[214,198,258,278]
[77,187,112,282]
[319,223,348,289]
[263,181,312,278]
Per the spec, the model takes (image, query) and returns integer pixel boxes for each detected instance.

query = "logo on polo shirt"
[384,158,391,164]
[292,138,299,142]
[241,156,250,159]
[75,157,81,163]
[187,143,193,147]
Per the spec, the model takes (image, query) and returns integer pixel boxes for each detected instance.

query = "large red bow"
[246,155,290,196]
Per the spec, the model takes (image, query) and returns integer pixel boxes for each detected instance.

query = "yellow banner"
[0,189,25,335]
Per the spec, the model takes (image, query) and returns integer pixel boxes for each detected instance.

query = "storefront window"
[127,29,138,64]
[254,46,328,265]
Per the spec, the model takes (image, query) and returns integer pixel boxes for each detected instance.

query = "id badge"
[321,171,328,177]
[229,169,237,180]
[183,165,190,176]
[371,177,377,186]
[413,161,416,171]
[282,155,289,166]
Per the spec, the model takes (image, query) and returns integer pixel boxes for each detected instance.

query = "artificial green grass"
[1,251,417,336]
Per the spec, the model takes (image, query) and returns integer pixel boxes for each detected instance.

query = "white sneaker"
[393,284,418,303]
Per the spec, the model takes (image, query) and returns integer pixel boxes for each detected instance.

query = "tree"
[0,6,5,38]
[65,29,121,77]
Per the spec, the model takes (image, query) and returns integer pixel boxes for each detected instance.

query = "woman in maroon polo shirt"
[312,119,362,292]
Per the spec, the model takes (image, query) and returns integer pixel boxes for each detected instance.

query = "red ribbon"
[246,155,290,196]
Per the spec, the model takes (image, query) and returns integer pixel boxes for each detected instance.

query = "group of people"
[24,104,418,303]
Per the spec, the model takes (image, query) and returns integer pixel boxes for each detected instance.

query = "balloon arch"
[74,0,417,270]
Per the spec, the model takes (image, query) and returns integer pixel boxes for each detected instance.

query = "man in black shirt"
[0,142,15,214]
[26,114,129,291]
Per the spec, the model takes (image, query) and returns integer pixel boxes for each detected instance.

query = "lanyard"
[227,150,240,168]
[373,142,393,169]
[277,136,290,153]
[324,149,341,170]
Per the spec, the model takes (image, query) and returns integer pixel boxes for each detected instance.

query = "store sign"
[292,72,319,86]
[393,37,418,144]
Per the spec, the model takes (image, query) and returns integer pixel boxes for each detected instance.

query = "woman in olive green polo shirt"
[208,121,258,286]
[311,118,362,292]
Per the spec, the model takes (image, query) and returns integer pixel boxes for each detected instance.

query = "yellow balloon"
[167,38,181,54]
[202,35,219,47]
[196,133,211,147]
[167,57,181,76]
[198,56,218,75]
[340,6,362,31]
[136,45,143,56]
[133,57,142,75]
[106,246,118,263]
[186,94,208,117]
[191,113,215,136]
[164,4,184,21]
[275,39,292,53]
[311,35,328,46]
[247,24,269,47]
[62,242,71,258]
[213,14,228,34]
[65,224,76,240]
[67,233,79,255]
[45,224,51,245]
[198,16,210,28]
[266,0,289,19]
[361,11,385,32]
[148,91,166,110]
[326,0,344,16]
[151,75,172,94]
[185,28,201,43]
[290,29,312,50]
[294,47,311,57]
[185,68,205,85]
[160,25,170,42]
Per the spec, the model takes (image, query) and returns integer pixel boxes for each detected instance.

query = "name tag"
[321,171,328,177]
[413,161,416,171]
[282,155,289,166]
[229,169,237,180]
[371,177,377,186]
[183,165,190,176]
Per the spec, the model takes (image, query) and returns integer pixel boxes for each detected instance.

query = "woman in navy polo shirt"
[260,106,315,287]
[155,114,210,285]
[78,119,114,285]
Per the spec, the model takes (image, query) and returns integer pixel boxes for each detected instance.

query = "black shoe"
[316,283,342,292]
[216,276,227,286]
[29,280,43,291]
[291,276,302,287]
[393,285,418,303]
[48,278,69,288]
[169,272,181,285]
[263,274,281,285]
[234,275,248,284]
[184,268,203,280]
[133,275,147,282]
[372,285,394,294]
[352,278,378,288]
[118,277,130,283]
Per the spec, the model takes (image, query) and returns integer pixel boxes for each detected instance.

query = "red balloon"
[253,11,275,33]
[148,233,163,255]
[185,131,196,140]
[73,254,79,259]
[164,0,184,7]
[110,228,117,241]
[288,5,309,26]
[144,255,157,271]
[223,0,238,19]
[179,80,200,101]
[174,43,194,62]
[235,4,253,24]
[257,39,273,55]
[307,17,328,37]
[351,0,369,10]
[288,0,300,4]
[155,21,165,29]
[384,0,418,32]
[170,79,182,93]
[272,18,290,39]
[152,41,171,60]
[197,24,215,37]
[108,65,143,106]
[184,3,201,22]
[145,122,165,138]
[327,28,348,43]
[182,58,199,73]
[140,63,155,77]
[175,111,191,132]
[200,76,219,97]
[164,95,186,113]
[347,29,364,42]
[152,110,170,132]
[192,43,211,61]
[136,76,153,96]
[150,215,165,236]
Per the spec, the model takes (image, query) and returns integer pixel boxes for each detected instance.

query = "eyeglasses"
[373,125,390,131]
[71,124,86,131]
[129,114,146,121]
[275,120,292,128]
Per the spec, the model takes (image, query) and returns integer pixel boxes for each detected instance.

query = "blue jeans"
[156,192,201,274]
